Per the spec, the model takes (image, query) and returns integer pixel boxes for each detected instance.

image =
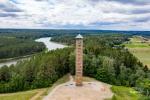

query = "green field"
[110,86,148,100]
[0,89,42,100]
[124,36,150,69]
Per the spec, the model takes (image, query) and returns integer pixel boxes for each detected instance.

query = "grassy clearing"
[0,89,45,100]
[125,43,150,48]
[30,88,48,100]
[110,86,148,100]
[124,36,150,69]
[0,74,69,100]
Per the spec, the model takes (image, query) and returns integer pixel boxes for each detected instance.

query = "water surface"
[0,37,66,67]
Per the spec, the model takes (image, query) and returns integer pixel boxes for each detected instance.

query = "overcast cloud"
[0,0,150,30]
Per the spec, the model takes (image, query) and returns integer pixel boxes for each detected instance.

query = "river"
[35,37,66,51]
[0,37,66,67]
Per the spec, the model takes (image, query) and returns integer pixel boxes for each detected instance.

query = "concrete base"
[75,76,83,86]
[76,83,83,86]
[43,81,113,100]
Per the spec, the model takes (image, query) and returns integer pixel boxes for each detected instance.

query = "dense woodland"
[0,48,72,92]
[0,30,150,98]
[0,37,45,59]
[0,29,149,59]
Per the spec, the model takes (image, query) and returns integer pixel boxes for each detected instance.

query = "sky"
[0,0,150,30]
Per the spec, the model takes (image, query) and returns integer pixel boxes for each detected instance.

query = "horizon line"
[0,28,150,32]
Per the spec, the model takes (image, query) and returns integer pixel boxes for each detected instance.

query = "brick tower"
[75,34,83,86]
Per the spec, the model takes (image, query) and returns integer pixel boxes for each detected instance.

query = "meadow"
[0,89,43,100]
[124,36,150,69]
[110,86,148,100]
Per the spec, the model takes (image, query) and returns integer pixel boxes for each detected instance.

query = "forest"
[0,29,149,60]
[0,48,72,92]
[0,33,149,99]
[0,36,45,59]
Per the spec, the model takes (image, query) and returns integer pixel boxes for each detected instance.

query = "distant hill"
[0,29,150,39]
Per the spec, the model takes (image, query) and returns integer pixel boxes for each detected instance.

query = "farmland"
[124,36,150,69]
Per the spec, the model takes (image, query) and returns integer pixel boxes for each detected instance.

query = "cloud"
[133,16,150,23]
[0,0,23,12]
[0,13,18,17]
[0,0,149,30]
[108,0,150,5]
[130,9,150,14]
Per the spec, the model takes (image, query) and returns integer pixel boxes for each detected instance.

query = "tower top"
[76,34,83,39]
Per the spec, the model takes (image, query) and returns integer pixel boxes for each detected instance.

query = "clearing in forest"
[124,36,150,69]
[43,76,113,100]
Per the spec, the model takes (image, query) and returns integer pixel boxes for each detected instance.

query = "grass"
[44,74,70,95]
[110,86,144,100]
[125,43,150,48]
[124,36,150,69]
[0,74,69,100]
[0,89,41,100]
[31,88,48,100]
